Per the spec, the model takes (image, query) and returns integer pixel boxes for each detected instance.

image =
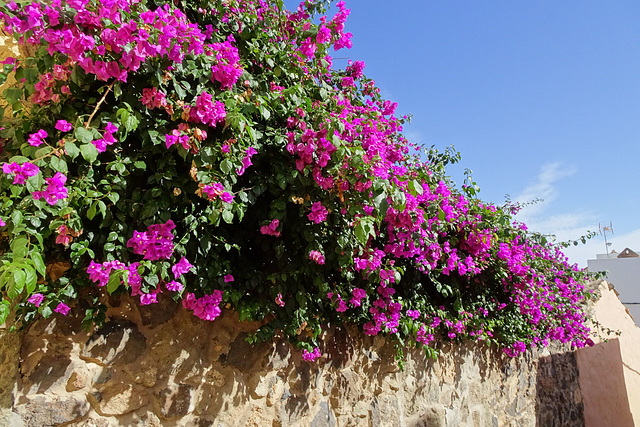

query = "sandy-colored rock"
[0,283,637,426]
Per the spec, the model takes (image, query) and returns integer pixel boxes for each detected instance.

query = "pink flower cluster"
[31,72,60,104]
[350,288,366,307]
[182,290,224,321]
[141,87,167,110]
[327,292,348,312]
[171,256,193,279]
[260,219,281,237]
[165,126,191,150]
[237,147,258,176]
[1,1,207,89]
[2,162,39,185]
[28,129,48,146]
[27,293,70,316]
[346,60,365,79]
[202,182,233,203]
[56,224,79,246]
[209,38,243,90]
[93,122,118,153]
[308,250,325,265]
[86,260,142,293]
[189,91,226,127]
[302,347,321,362]
[32,172,68,205]
[27,293,44,307]
[55,120,73,132]
[126,219,176,261]
[307,201,328,224]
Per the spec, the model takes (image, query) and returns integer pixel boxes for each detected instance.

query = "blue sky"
[286,1,640,267]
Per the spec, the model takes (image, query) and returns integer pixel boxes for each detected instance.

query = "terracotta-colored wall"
[577,281,640,427]
[577,338,633,426]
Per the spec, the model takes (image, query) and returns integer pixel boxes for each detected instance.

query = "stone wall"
[0,292,589,427]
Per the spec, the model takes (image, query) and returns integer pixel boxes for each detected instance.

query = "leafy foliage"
[0,0,595,361]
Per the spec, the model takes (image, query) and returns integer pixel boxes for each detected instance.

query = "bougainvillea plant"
[0,0,595,362]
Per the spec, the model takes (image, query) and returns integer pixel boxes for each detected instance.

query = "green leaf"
[24,266,37,294]
[80,143,99,163]
[372,191,386,210]
[41,305,53,318]
[9,269,25,298]
[25,173,44,193]
[106,271,121,294]
[107,192,120,204]
[11,210,23,227]
[141,201,158,219]
[133,161,146,170]
[408,179,423,195]
[222,210,234,224]
[64,141,80,159]
[220,159,233,174]
[31,252,46,277]
[173,80,186,99]
[75,127,94,144]
[0,300,9,325]
[98,200,107,219]
[50,156,68,173]
[3,87,22,104]
[124,114,140,132]
[8,155,30,164]
[87,202,97,220]
[11,236,28,259]
[117,108,130,124]
[355,222,367,245]
[259,104,271,120]
[34,146,52,158]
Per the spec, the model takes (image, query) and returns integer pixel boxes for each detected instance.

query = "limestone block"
[310,401,336,427]
[155,383,193,419]
[89,381,148,417]
[14,396,89,426]
[81,320,147,366]
[405,405,445,427]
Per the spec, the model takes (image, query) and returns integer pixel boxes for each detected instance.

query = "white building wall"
[587,256,640,325]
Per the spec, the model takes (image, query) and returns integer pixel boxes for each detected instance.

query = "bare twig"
[84,80,116,128]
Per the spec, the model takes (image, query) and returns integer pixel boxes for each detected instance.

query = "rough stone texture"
[535,352,583,426]
[0,321,23,427]
[0,291,591,427]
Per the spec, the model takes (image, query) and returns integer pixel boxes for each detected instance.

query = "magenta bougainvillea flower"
[27,293,44,307]
[54,302,71,315]
[2,162,39,185]
[172,257,194,279]
[54,120,73,132]
[260,219,281,237]
[28,129,48,146]
[32,172,68,205]
[307,202,328,224]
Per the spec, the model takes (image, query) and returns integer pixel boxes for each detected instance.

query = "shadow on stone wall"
[5,292,578,426]
[535,350,584,427]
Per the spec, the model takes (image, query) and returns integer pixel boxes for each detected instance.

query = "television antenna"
[599,221,614,256]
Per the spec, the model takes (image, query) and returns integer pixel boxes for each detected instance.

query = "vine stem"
[84,80,116,127]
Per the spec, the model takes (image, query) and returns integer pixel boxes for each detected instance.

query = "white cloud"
[512,162,600,267]
[515,162,577,219]
[402,130,426,147]
[512,163,640,267]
